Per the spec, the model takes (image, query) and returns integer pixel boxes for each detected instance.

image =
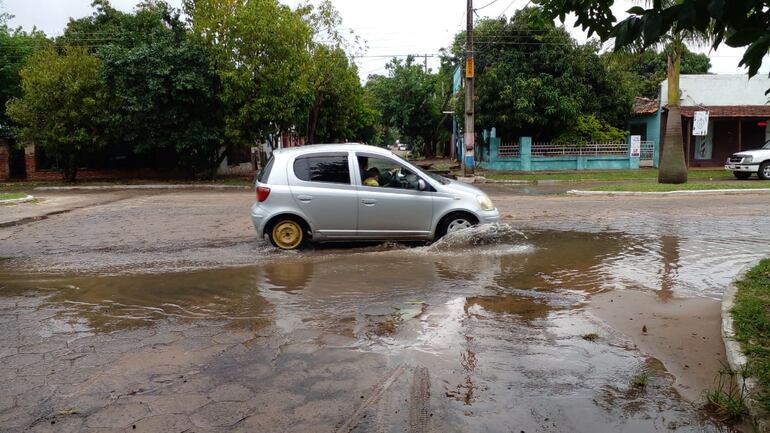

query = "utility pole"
[464,0,475,176]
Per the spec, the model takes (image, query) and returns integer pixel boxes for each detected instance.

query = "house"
[653,75,770,167]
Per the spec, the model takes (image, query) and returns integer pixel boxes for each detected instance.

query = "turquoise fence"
[480,136,641,171]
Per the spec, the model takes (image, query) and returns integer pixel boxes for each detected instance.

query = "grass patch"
[586,181,770,192]
[704,366,747,423]
[484,169,728,182]
[581,332,600,342]
[630,372,649,389]
[732,258,770,413]
[0,192,27,200]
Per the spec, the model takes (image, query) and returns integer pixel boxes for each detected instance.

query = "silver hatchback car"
[250,144,499,250]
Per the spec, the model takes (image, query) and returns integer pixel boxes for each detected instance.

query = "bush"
[553,114,628,145]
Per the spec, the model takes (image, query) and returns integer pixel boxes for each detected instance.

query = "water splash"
[429,223,528,252]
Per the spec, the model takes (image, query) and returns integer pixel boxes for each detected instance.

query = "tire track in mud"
[408,366,431,433]
[336,363,407,433]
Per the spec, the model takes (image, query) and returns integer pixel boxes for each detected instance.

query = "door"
[288,152,358,239]
[355,153,433,238]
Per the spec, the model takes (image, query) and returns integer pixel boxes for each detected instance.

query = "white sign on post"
[630,135,641,157]
[693,111,709,136]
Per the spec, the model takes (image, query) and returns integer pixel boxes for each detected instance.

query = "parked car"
[725,140,770,180]
[251,143,499,250]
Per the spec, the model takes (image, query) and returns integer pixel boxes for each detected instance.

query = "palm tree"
[658,35,689,184]
[651,1,711,184]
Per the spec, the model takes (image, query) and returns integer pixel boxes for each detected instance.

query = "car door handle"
[297,195,313,203]
[361,198,377,206]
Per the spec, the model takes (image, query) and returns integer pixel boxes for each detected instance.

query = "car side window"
[358,155,421,190]
[294,154,350,184]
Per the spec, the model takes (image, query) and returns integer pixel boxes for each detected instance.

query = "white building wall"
[660,74,770,106]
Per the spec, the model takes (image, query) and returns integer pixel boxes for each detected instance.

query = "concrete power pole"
[464,0,475,176]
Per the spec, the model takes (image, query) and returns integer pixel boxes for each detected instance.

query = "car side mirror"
[418,179,427,191]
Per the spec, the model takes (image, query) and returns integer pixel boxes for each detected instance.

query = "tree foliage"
[364,57,445,156]
[452,7,632,142]
[185,0,312,143]
[537,0,768,79]
[6,47,102,181]
[0,15,47,137]
[61,0,226,178]
[295,0,373,145]
[604,46,711,99]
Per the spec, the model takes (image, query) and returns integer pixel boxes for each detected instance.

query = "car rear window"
[293,154,350,184]
[257,156,274,183]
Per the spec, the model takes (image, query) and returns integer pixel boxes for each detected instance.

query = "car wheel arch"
[434,210,479,238]
[264,213,313,239]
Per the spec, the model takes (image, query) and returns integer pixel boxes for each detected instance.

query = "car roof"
[272,143,394,157]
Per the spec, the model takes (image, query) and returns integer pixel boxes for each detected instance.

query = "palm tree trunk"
[658,42,688,184]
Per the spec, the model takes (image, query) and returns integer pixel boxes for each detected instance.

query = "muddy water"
[3,224,769,432]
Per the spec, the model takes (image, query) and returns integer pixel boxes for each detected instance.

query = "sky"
[3,0,768,82]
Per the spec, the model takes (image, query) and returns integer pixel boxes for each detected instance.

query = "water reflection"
[0,226,768,335]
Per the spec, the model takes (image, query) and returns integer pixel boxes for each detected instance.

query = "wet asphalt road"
[1,187,770,432]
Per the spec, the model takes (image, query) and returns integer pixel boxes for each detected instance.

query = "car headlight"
[744,156,753,163]
[477,195,495,211]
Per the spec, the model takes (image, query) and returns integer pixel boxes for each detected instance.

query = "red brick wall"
[0,142,9,181]
[26,168,180,181]
[23,144,184,181]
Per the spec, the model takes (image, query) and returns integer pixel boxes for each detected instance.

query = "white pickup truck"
[725,141,770,180]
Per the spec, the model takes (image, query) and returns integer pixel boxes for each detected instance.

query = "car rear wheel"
[436,212,478,239]
[759,162,770,181]
[268,217,307,250]
[734,171,752,180]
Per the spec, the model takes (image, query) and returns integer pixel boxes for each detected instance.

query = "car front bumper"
[478,208,501,224]
[725,164,759,172]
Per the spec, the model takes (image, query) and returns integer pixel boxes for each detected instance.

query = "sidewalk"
[0,192,132,228]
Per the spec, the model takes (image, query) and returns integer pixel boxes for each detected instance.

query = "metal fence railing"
[639,141,654,161]
[531,142,629,157]
[498,142,520,158]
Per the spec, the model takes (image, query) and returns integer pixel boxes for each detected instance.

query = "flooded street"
[1,188,769,432]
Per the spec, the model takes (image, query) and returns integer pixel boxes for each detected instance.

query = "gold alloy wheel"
[272,220,303,250]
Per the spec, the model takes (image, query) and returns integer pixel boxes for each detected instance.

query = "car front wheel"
[436,212,478,239]
[734,171,752,180]
[759,162,770,181]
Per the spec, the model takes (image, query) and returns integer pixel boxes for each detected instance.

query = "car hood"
[441,179,486,197]
[734,149,770,157]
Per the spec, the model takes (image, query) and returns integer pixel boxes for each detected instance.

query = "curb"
[722,258,770,432]
[0,194,35,205]
[34,184,251,192]
[568,188,770,196]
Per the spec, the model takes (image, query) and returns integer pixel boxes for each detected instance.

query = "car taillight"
[257,186,271,202]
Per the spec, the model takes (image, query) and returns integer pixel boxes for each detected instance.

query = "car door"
[355,153,433,238]
[287,152,358,239]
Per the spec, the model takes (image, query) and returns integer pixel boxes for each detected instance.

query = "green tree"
[451,8,632,143]
[365,57,443,156]
[71,1,226,178]
[604,46,711,99]
[537,0,739,184]
[6,47,102,181]
[185,0,312,143]
[538,0,769,79]
[0,15,48,137]
[296,0,373,144]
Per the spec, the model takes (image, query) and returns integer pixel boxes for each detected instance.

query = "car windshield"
[764,141,770,150]
[389,154,451,185]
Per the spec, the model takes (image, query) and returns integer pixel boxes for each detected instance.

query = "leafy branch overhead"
[537,0,769,77]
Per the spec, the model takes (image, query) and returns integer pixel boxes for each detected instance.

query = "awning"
[676,105,770,118]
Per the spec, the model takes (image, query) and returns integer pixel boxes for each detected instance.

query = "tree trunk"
[658,44,688,184]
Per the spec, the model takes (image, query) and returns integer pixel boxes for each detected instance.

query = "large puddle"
[2,224,768,431]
